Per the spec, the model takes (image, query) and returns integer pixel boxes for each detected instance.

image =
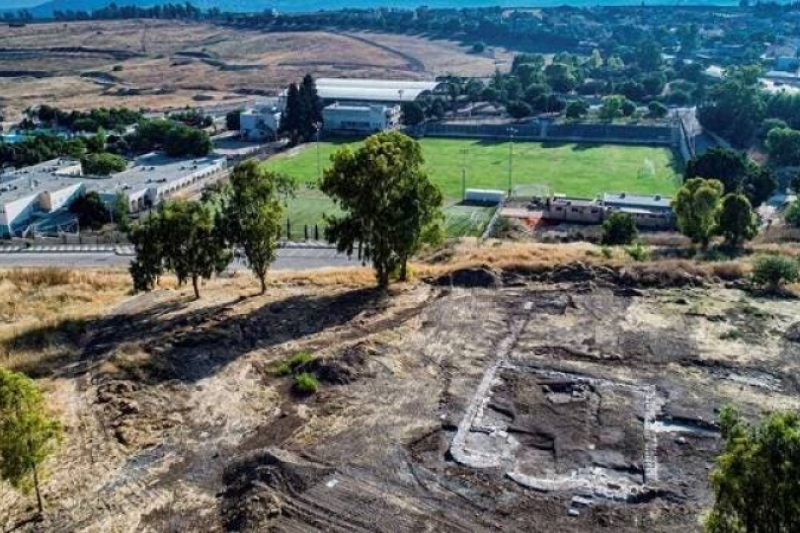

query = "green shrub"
[785,200,800,227]
[293,372,319,394]
[719,329,743,341]
[272,350,315,376]
[601,212,637,246]
[625,242,651,262]
[751,255,800,292]
[600,246,614,260]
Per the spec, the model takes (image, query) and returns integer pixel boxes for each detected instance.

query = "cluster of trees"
[130,132,443,294]
[705,407,800,532]
[22,106,142,134]
[279,75,322,145]
[130,160,294,298]
[69,190,130,231]
[222,5,714,78]
[662,130,777,252]
[124,118,212,158]
[0,134,87,168]
[167,109,213,129]
[598,94,637,120]
[427,46,694,122]
[685,148,776,208]
[765,126,800,166]
[673,178,758,250]
[0,115,211,171]
[130,199,231,299]
[1,10,34,22]
[699,65,800,151]
[52,3,216,22]
[80,152,127,176]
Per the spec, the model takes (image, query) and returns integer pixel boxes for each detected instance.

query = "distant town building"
[602,192,675,229]
[322,103,399,135]
[311,78,447,106]
[0,159,84,237]
[539,192,674,229]
[85,153,227,213]
[240,106,281,141]
[543,196,604,225]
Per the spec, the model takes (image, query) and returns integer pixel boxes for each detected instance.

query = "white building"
[0,159,84,237]
[86,153,227,213]
[314,78,446,105]
[322,103,398,135]
[240,106,282,141]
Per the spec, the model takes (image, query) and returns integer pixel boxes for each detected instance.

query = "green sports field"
[265,137,682,238]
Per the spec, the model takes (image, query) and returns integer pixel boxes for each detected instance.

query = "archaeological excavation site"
[2,262,800,532]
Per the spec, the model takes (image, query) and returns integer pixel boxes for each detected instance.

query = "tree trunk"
[259,273,267,295]
[377,265,390,289]
[32,461,43,517]
[399,260,408,282]
[192,276,200,300]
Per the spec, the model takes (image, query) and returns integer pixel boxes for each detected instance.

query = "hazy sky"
[3,0,44,7]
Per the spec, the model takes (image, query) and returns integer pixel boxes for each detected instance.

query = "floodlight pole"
[507,127,517,196]
[314,122,322,182]
[461,147,468,201]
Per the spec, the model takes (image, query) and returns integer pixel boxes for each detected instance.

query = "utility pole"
[507,127,517,196]
[314,122,322,182]
[461,147,468,201]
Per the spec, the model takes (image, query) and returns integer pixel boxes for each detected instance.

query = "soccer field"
[265,137,682,238]
[264,138,682,199]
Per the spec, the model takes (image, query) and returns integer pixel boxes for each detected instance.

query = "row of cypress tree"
[279,74,323,146]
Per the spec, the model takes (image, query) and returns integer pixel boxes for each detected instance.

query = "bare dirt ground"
[2,256,800,532]
[0,20,511,120]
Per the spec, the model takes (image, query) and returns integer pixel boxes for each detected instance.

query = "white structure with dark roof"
[544,196,604,224]
[602,193,672,212]
[602,193,674,228]
[0,159,84,237]
[85,153,227,213]
[539,192,675,229]
[240,106,281,141]
[322,103,398,134]
[314,78,446,105]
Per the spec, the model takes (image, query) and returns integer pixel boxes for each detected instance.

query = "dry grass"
[0,269,130,374]
[417,239,605,274]
[414,239,759,284]
[344,32,514,76]
[0,20,501,120]
[0,239,785,374]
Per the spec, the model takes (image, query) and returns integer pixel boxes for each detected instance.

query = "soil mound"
[301,343,374,385]
[222,448,333,532]
[785,322,800,343]
[433,266,500,288]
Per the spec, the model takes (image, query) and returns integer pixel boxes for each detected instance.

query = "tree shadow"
[570,143,603,152]
[473,139,505,148]
[539,141,571,149]
[9,287,395,386]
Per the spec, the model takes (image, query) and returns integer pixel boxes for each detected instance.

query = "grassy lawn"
[280,190,493,239]
[266,137,681,239]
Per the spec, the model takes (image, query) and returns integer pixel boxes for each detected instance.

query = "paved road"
[0,247,363,271]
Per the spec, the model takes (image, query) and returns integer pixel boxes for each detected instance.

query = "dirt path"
[341,33,427,73]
